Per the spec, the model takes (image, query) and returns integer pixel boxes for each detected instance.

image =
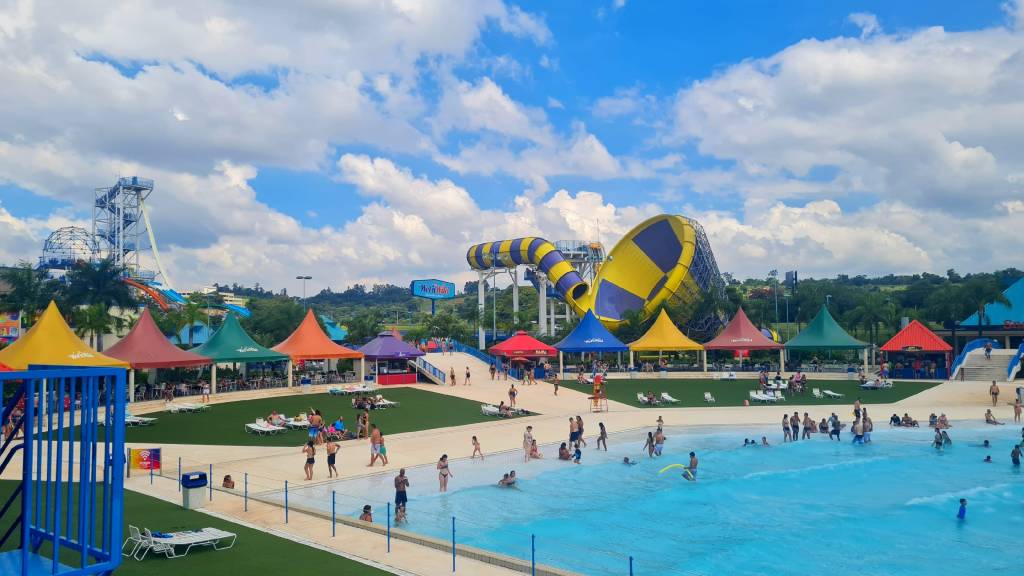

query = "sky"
[2,0,1023,296]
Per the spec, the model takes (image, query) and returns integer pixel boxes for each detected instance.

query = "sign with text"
[410,279,456,300]
[0,311,20,343]
[128,448,161,471]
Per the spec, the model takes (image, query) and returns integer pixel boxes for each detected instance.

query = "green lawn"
[563,378,939,408]
[0,481,388,575]
[126,387,515,447]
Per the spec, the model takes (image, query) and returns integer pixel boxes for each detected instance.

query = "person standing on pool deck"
[437,455,453,492]
[471,435,484,459]
[509,384,518,408]
[302,441,315,481]
[568,417,578,446]
[449,367,456,387]
[1014,398,1022,423]
[523,426,534,463]
[990,381,999,407]
[576,416,587,448]
[1012,445,1022,466]
[326,439,339,477]
[782,415,792,442]
[957,498,967,520]
[597,422,608,451]
[790,412,800,442]
[464,366,471,386]
[829,413,841,441]
[369,424,382,467]
[395,468,410,509]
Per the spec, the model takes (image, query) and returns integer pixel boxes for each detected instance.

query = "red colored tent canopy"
[704,308,783,350]
[105,308,213,369]
[489,330,556,358]
[272,310,364,360]
[0,362,12,372]
[880,320,952,353]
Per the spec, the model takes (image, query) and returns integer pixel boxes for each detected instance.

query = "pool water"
[286,424,1024,575]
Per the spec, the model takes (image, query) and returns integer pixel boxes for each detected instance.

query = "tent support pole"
[211,363,218,394]
[701,350,707,372]
[779,349,785,373]
[129,369,136,403]
[359,358,366,383]
[629,350,634,369]
[287,360,293,387]
[559,351,564,383]
[862,348,869,374]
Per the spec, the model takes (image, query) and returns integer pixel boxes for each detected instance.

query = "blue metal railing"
[1008,341,1024,381]
[950,338,1002,380]
[413,357,447,384]
[0,368,126,576]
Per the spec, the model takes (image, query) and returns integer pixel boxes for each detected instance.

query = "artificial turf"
[0,481,389,575]
[126,387,514,447]
[561,378,939,408]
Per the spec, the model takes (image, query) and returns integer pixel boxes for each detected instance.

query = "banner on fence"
[128,448,162,471]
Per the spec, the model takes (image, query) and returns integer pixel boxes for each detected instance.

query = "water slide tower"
[93,176,174,288]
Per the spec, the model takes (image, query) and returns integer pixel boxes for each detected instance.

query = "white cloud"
[546,96,564,109]
[495,5,551,45]
[1004,0,1024,30]
[433,77,553,145]
[539,54,559,70]
[848,13,881,38]
[671,23,1024,217]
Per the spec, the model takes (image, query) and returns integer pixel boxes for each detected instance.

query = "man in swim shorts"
[1012,445,1022,466]
[395,468,409,508]
[685,451,698,480]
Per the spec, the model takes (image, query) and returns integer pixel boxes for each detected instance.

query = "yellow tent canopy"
[628,309,704,351]
[0,301,129,370]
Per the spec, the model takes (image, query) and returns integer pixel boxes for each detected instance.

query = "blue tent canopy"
[554,310,629,353]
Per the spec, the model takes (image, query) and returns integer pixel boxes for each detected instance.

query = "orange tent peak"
[272,309,363,360]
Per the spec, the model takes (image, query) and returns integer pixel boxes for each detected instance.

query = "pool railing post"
[244,473,248,511]
[177,457,182,492]
[387,502,391,552]
[531,534,535,576]
[629,555,634,576]
[332,490,336,537]
[209,463,213,501]
[285,480,289,523]
[149,464,153,484]
[451,516,456,572]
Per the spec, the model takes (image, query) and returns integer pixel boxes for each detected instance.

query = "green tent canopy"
[785,305,868,350]
[191,314,289,363]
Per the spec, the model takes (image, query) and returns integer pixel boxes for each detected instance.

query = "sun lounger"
[122,525,144,558]
[244,418,285,435]
[126,414,157,427]
[375,397,400,409]
[812,388,824,399]
[481,404,501,417]
[166,402,209,414]
[636,392,658,405]
[284,417,309,429]
[771,390,785,401]
[134,527,236,560]
[823,389,844,399]
[704,392,716,403]
[660,392,680,404]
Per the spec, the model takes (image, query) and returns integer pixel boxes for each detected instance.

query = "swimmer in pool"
[622,457,637,465]
[957,498,967,520]
[761,436,770,446]
[684,451,698,481]
[983,455,992,463]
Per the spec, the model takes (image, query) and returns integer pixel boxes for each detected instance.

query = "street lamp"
[825,294,832,308]
[295,275,312,310]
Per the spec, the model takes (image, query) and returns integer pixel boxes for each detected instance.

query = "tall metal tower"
[93,176,174,287]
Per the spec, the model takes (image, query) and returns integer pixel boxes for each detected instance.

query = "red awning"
[880,320,952,353]
[704,308,783,351]
[105,308,213,369]
[489,331,556,357]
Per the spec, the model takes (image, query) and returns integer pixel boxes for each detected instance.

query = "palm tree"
[71,304,123,351]
[0,261,58,328]
[961,277,1012,337]
[60,259,136,310]
[847,291,893,345]
[178,301,209,346]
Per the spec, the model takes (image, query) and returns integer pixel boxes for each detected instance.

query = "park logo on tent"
[236,346,259,353]
[584,338,605,344]
[68,352,95,359]
[730,337,753,343]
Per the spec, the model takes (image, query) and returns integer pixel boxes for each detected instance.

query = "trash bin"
[181,472,208,510]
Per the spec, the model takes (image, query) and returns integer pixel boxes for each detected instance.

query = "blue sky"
[1,1,1022,292]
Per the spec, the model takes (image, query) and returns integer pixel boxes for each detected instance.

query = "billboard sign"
[0,311,20,344]
[410,279,456,300]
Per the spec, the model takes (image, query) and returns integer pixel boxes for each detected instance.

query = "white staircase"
[409,357,447,385]
[422,352,520,385]
[955,349,1015,382]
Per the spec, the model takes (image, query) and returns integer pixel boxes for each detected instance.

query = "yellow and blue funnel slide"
[467,215,719,330]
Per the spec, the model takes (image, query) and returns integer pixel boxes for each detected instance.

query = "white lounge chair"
[122,525,144,557]
[813,388,824,399]
[135,528,175,560]
[245,418,285,435]
[375,396,401,409]
[166,402,208,414]
[823,389,844,399]
[748,390,761,403]
[753,391,776,403]
[703,392,716,403]
[135,527,236,560]
[771,390,785,401]
[661,392,680,404]
[725,371,737,380]
[637,392,658,405]
[284,416,309,429]
[480,404,500,417]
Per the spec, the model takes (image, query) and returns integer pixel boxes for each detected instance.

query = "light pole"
[825,294,832,309]
[784,296,790,340]
[296,275,312,310]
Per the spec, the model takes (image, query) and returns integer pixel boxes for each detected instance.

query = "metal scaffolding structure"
[38,226,98,275]
[92,176,173,287]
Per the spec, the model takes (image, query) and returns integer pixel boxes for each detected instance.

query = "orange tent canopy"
[272,310,364,360]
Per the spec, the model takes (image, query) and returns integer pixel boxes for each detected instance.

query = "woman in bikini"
[302,441,316,481]
[644,431,656,458]
[597,422,608,451]
[471,435,484,459]
[437,454,453,492]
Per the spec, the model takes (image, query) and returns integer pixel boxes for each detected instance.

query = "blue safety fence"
[413,357,446,384]
[1009,340,1024,380]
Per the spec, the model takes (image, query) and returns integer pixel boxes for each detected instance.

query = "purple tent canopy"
[358,332,425,360]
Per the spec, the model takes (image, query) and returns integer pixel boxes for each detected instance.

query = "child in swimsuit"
[302,442,315,481]
[326,441,339,477]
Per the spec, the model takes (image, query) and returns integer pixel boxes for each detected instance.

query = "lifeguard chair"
[590,374,608,412]
[0,368,126,575]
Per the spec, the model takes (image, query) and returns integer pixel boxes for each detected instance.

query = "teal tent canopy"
[191,314,288,363]
[785,305,867,350]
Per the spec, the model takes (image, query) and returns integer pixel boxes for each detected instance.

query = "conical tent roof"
[554,310,628,353]
[106,308,212,369]
[0,301,129,369]
[704,307,782,350]
[880,320,951,353]
[489,330,556,357]
[191,313,288,363]
[628,309,704,351]
[272,310,363,360]
[785,305,867,350]
[359,331,424,360]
